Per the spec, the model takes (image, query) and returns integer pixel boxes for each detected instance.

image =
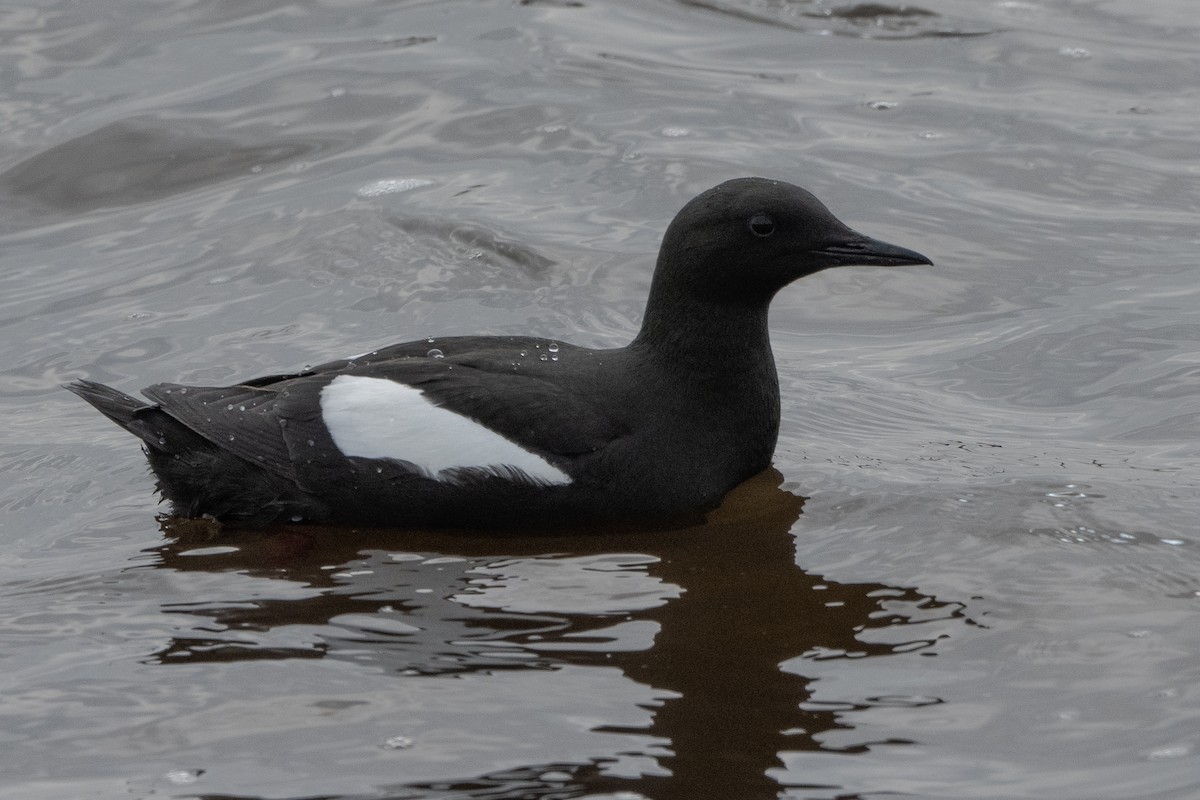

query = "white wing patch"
[319,375,571,484]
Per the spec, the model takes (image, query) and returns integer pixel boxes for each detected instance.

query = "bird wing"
[141,353,627,489]
[140,382,300,481]
[360,359,627,458]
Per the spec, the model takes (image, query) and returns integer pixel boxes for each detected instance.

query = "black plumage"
[68,178,931,528]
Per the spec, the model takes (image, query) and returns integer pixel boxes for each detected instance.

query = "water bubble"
[427,348,444,359]
[164,769,202,785]
[238,405,246,412]
[539,353,549,361]
[519,350,528,357]
[1058,46,1091,59]
[382,735,415,750]
[355,178,435,198]
[865,100,898,111]
[290,515,303,523]
[426,337,435,344]
[179,387,188,394]
[1146,743,1191,760]
[307,439,315,447]
[997,0,1043,17]
[228,435,235,441]
[547,342,559,353]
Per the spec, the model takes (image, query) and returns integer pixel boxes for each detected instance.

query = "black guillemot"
[68,177,931,528]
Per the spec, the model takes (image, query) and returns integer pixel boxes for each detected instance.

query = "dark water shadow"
[149,470,968,799]
[676,0,995,39]
[0,117,322,224]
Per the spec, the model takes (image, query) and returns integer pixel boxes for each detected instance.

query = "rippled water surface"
[3,1,1199,798]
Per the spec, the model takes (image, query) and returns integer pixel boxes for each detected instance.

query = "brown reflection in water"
[152,469,963,800]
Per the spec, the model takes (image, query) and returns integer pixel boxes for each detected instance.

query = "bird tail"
[66,379,326,524]
[66,379,146,428]
[65,379,192,454]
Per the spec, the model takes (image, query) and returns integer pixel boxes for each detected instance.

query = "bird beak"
[818,234,933,268]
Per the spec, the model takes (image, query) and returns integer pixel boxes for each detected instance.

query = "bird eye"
[748,213,775,238]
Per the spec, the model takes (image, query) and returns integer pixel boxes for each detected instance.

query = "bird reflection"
[151,470,965,800]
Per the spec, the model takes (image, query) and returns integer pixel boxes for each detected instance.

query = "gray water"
[2,1,1199,798]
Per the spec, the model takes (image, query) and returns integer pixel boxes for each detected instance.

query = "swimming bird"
[68,177,931,528]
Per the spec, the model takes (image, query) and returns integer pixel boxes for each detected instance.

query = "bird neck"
[629,276,779,388]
